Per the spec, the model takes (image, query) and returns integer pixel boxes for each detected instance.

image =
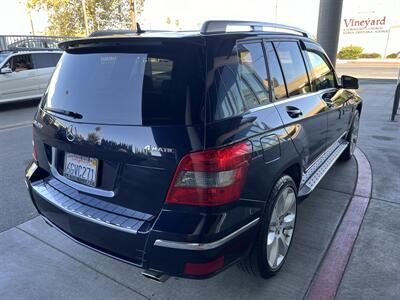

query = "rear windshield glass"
[42,43,205,126]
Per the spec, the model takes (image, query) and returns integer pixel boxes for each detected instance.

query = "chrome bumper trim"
[31,179,145,234]
[154,217,260,250]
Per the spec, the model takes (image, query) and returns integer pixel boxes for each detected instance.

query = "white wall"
[338,0,400,56]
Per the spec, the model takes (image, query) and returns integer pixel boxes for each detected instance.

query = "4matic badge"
[143,145,175,154]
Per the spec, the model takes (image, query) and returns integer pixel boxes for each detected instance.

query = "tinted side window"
[7,55,33,72]
[209,42,270,121]
[237,43,270,108]
[265,42,287,100]
[32,53,61,69]
[213,62,246,120]
[305,51,336,91]
[274,41,310,97]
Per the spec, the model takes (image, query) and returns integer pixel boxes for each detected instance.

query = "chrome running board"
[299,139,349,197]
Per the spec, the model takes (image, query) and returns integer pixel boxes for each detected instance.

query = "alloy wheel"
[267,186,296,269]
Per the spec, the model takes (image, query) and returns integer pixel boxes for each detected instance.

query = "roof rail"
[200,20,309,37]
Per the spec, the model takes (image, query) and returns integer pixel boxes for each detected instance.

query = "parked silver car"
[0,50,62,103]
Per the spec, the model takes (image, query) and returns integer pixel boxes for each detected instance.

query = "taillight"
[184,256,225,276]
[32,140,38,161]
[166,142,252,206]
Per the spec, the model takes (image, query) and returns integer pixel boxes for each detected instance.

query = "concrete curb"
[306,148,372,300]
[337,59,400,65]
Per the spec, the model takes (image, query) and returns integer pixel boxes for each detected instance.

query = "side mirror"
[341,75,359,89]
[0,66,12,74]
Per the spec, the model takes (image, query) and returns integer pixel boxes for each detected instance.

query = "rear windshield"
[42,43,205,126]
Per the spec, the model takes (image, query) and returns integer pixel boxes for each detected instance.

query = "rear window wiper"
[45,107,83,119]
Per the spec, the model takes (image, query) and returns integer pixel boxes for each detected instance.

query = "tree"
[27,0,145,37]
[337,45,364,60]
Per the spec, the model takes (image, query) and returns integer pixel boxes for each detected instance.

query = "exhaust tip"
[142,270,169,283]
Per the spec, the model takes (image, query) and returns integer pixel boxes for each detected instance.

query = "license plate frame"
[63,152,99,187]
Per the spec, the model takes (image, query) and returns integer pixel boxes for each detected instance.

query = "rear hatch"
[36,37,206,218]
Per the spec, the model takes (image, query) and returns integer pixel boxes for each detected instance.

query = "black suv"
[25,21,361,280]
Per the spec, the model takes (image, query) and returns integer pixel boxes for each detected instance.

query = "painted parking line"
[307,148,372,300]
[0,121,32,132]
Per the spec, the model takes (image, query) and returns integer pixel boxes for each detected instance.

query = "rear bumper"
[26,161,260,279]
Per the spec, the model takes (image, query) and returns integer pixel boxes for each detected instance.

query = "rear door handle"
[286,106,303,118]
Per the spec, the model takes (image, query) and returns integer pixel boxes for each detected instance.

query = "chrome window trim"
[50,147,115,198]
[154,217,260,250]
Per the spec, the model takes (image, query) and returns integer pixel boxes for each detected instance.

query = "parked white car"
[0,50,62,103]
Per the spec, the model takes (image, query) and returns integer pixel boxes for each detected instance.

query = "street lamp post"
[384,25,400,58]
[27,9,35,35]
[81,0,89,36]
[130,0,137,31]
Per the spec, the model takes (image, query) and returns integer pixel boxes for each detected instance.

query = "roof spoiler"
[59,23,146,50]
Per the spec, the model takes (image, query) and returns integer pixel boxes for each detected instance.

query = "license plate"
[63,153,98,187]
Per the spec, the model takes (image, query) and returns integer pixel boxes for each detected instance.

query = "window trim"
[269,39,312,101]
[297,41,312,91]
[263,41,289,101]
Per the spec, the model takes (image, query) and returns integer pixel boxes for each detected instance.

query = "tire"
[341,110,360,161]
[238,175,297,278]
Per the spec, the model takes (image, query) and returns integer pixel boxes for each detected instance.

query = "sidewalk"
[0,80,398,299]
[337,59,400,65]
[336,79,400,299]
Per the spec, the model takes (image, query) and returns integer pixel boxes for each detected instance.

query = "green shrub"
[359,53,382,58]
[337,45,364,59]
[386,52,399,59]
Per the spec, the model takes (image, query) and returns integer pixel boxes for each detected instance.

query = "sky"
[141,0,321,35]
[0,0,321,35]
[0,0,47,35]
[0,0,398,55]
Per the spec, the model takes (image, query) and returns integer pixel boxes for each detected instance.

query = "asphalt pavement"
[0,100,40,232]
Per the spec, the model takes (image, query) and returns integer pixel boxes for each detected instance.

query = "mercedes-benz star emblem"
[66,125,76,142]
